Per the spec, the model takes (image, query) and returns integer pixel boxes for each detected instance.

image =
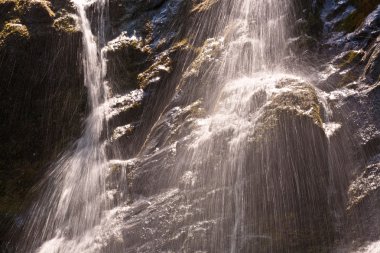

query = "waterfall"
[175,2,295,251]
[14,0,353,252]
[17,0,110,252]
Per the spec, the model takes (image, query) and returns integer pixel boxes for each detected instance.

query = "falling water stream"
[18,0,110,252]
[15,0,373,252]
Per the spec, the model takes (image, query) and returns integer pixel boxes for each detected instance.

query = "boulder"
[243,78,333,252]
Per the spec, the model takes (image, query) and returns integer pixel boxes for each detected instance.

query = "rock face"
[0,0,85,248]
[2,0,380,252]
[97,76,333,253]
[316,0,380,250]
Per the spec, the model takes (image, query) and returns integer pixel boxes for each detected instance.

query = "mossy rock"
[363,43,380,84]
[334,50,364,68]
[105,34,153,92]
[53,11,78,33]
[183,37,223,79]
[0,0,56,25]
[253,78,323,141]
[22,0,55,23]
[191,0,220,13]
[0,21,29,46]
[287,35,318,55]
[138,39,191,89]
[137,53,172,89]
[243,78,333,252]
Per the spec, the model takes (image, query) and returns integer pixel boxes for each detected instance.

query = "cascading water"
[173,1,298,251]
[14,0,363,252]
[17,0,110,252]
[134,0,335,252]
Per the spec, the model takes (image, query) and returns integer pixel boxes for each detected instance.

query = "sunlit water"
[17,0,110,252]
[20,0,297,252]
[15,0,375,252]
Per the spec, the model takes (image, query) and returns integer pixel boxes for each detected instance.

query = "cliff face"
[1,0,380,252]
[0,0,86,247]
[318,1,380,250]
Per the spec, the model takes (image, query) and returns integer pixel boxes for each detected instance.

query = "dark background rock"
[0,0,86,248]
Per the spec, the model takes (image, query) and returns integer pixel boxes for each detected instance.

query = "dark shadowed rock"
[0,0,85,248]
[105,34,152,93]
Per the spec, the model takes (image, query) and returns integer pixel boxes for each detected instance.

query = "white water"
[17,0,356,252]
[162,0,321,252]
[186,73,307,252]
[18,0,110,252]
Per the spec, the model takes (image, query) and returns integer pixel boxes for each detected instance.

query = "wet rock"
[105,160,136,204]
[191,0,220,13]
[183,37,223,79]
[105,34,152,93]
[0,22,29,46]
[321,50,366,89]
[245,78,333,252]
[333,49,364,68]
[108,0,188,48]
[106,89,145,129]
[292,0,324,37]
[287,34,318,55]
[344,161,380,245]
[363,41,380,84]
[104,89,145,159]
[348,162,380,209]
[137,52,172,89]
[108,0,166,25]
[53,11,79,33]
[102,0,200,163]
[341,85,380,159]
[122,76,335,252]
[336,0,380,33]
[321,1,380,51]
[140,100,205,155]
